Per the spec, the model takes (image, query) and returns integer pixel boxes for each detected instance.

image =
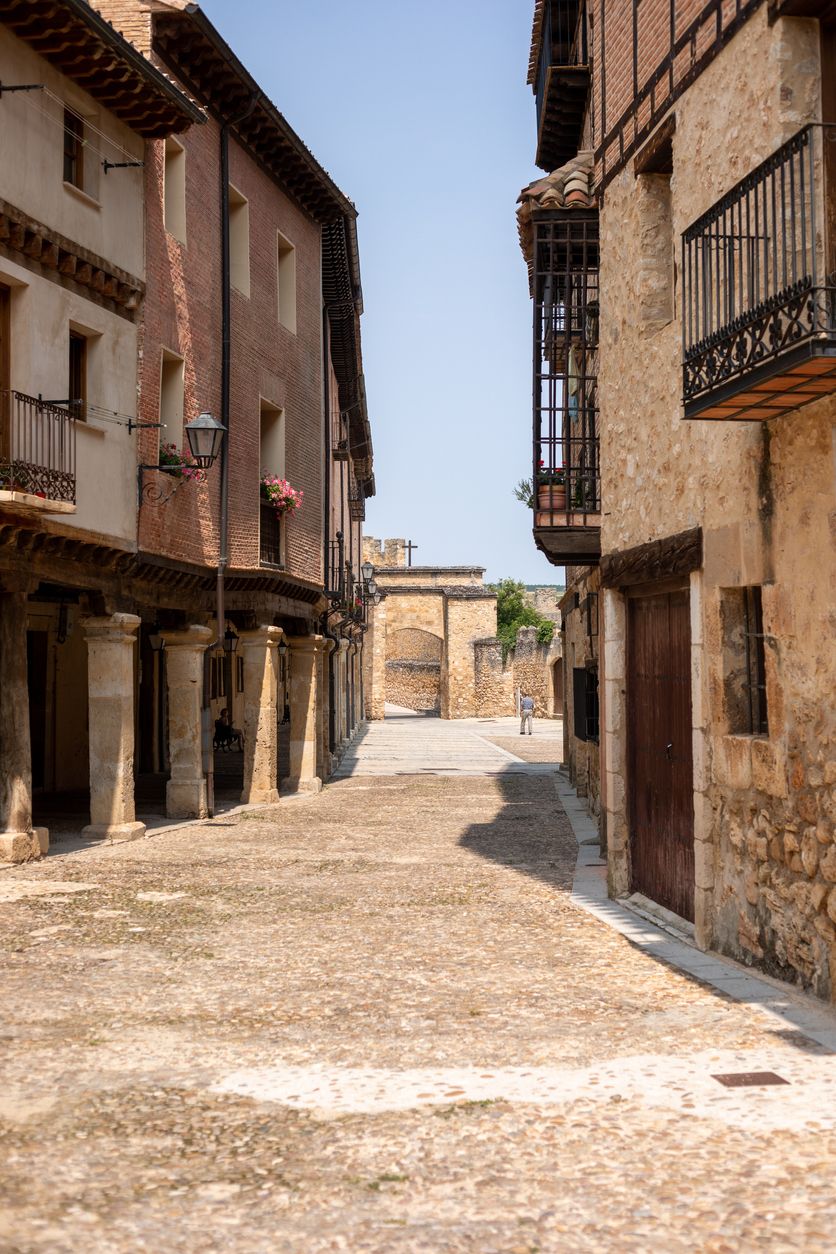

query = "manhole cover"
[711,1071,790,1088]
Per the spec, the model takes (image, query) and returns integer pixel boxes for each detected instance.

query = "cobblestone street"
[3,715,836,1253]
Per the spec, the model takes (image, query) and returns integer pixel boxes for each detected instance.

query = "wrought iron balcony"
[0,390,76,511]
[348,473,364,521]
[532,208,601,566]
[534,0,589,173]
[682,123,836,421]
[259,500,282,567]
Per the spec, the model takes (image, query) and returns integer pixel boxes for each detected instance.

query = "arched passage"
[385,627,443,713]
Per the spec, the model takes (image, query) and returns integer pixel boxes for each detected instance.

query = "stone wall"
[441,594,499,719]
[474,639,515,717]
[597,10,836,996]
[384,661,441,713]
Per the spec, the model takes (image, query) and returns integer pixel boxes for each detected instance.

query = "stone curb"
[553,771,836,1051]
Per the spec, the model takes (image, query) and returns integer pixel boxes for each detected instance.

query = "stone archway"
[385,627,443,713]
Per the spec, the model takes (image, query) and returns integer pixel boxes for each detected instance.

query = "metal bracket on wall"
[137,464,184,509]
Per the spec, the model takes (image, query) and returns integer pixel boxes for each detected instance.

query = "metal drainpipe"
[321,302,340,755]
[217,95,260,650]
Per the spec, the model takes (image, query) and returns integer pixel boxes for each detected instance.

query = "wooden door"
[627,589,694,922]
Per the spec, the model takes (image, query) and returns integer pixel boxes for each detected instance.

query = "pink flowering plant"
[261,473,304,517]
[158,443,205,483]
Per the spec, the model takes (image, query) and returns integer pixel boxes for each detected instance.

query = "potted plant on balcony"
[158,443,206,483]
[261,473,304,518]
[536,464,566,513]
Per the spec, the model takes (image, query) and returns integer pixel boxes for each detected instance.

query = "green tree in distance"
[489,578,555,657]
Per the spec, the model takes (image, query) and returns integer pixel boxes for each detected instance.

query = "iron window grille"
[742,586,768,736]
[259,500,282,567]
[584,591,599,639]
[572,664,599,743]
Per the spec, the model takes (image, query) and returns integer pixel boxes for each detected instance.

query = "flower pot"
[537,484,566,512]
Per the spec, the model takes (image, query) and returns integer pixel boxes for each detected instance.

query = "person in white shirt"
[520,693,534,736]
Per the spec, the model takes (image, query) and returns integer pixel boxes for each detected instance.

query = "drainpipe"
[321,302,340,754]
[217,96,260,649]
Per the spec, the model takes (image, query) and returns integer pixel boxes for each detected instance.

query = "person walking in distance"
[520,692,535,736]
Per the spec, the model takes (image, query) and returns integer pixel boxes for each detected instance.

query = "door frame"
[625,580,695,923]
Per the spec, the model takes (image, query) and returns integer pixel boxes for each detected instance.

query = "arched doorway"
[385,628,443,713]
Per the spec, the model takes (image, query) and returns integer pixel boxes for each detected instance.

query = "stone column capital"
[82,613,141,645]
[322,637,337,657]
[336,638,351,654]
[161,624,213,650]
[287,634,324,654]
[238,625,283,649]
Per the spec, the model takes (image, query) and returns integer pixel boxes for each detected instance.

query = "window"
[63,109,84,189]
[573,665,599,743]
[259,399,285,567]
[164,137,186,244]
[229,186,250,297]
[259,399,284,478]
[68,331,87,420]
[159,349,185,446]
[722,586,769,735]
[277,231,296,332]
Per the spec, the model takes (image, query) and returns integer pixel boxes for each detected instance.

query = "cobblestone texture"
[1,717,835,1251]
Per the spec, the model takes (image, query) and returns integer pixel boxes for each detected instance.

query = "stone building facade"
[362,538,561,720]
[522,0,836,1000]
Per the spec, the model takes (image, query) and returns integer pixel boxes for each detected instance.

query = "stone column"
[81,614,145,843]
[348,642,359,733]
[162,625,212,818]
[284,635,323,793]
[0,582,46,861]
[239,625,281,805]
[318,638,335,780]
[364,597,386,720]
[336,639,350,745]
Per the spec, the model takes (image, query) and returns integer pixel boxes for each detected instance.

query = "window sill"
[63,181,101,211]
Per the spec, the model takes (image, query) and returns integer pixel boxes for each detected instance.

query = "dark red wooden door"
[627,589,694,922]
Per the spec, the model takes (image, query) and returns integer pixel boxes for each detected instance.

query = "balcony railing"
[534,0,589,172]
[332,408,349,461]
[348,475,364,521]
[259,500,282,566]
[682,123,836,421]
[0,390,76,508]
[532,208,601,566]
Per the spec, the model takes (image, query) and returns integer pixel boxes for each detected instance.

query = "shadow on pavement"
[457,766,575,892]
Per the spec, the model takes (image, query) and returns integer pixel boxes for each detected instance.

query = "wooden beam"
[600,528,703,589]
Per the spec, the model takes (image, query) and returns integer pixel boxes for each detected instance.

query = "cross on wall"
[404,540,418,567]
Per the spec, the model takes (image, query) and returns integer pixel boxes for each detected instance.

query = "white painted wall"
[0,27,145,278]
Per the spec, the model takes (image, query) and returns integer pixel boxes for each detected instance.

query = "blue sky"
[200,0,562,586]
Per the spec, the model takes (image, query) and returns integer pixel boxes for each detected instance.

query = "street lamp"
[360,560,374,583]
[367,578,377,597]
[277,639,289,660]
[222,626,239,655]
[184,412,227,469]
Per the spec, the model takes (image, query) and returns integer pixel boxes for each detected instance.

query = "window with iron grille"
[722,586,769,736]
[572,665,599,742]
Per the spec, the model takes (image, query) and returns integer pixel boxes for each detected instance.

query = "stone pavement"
[2,715,836,1252]
[332,705,559,777]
